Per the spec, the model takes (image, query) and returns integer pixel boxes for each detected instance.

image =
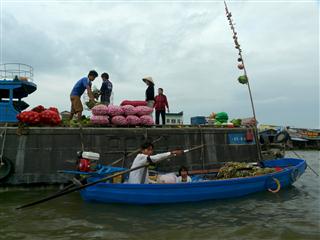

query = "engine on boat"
[77,151,100,172]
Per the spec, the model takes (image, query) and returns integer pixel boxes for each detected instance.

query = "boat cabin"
[0,63,37,123]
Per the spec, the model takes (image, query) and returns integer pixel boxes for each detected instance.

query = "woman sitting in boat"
[128,141,183,184]
[176,166,192,183]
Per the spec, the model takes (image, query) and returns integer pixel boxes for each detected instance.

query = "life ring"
[290,168,300,183]
[267,177,281,193]
[0,157,14,182]
[274,131,290,143]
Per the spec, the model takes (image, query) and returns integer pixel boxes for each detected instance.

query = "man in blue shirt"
[99,72,113,105]
[70,70,98,120]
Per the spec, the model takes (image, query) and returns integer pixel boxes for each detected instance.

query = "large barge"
[0,126,260,185]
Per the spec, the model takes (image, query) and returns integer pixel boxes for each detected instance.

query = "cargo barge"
[0,126,260,185]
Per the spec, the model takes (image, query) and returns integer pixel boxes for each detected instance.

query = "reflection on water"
[0,151,319,240]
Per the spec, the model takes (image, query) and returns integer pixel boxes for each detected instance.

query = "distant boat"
[80,158,306,204]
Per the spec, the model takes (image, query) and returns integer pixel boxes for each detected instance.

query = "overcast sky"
[0,0,319,128]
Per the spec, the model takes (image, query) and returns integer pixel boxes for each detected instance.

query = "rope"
[224,1,262,162]
[199,126,205,170]
[291,151,319,177]
[79,125,85,152]
[0,123,8,166]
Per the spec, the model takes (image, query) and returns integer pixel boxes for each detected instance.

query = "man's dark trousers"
[155,110,166,125]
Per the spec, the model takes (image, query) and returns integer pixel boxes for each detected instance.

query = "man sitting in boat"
[176,166,192,183]
[128,141,183,184]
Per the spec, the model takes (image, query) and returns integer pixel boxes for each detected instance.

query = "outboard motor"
[77,151,100,172]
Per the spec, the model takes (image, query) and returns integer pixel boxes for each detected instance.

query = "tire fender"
[0,157,14,182]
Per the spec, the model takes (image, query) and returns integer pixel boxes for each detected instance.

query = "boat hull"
[80,158,306,204]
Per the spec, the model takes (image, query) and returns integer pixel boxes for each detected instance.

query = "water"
[0,151,319,240]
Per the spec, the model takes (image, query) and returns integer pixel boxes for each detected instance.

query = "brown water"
[0,151,319,240]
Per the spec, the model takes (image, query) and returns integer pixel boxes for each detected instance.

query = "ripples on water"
[0,151,319,240]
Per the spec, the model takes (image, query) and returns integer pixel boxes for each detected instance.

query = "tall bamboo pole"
[224,1,262,161]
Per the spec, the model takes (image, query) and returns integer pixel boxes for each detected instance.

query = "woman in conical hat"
[142,76,155,111]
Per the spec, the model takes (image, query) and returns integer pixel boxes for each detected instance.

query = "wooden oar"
[64,137,163,165]
[16,144,204,210]
[109,136,163,166]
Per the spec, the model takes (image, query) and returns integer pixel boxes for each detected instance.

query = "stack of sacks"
[16,105,61,126]
[90,105,109,125]
[122,105,140,126]
[135,106,153,116]
[108,105,127,125]
[90,104,154,126]
[122,105,154,126]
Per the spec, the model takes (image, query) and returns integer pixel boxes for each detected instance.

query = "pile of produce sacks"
[90,105,109,125]
[16,105,61,126]
[90,104,154,126]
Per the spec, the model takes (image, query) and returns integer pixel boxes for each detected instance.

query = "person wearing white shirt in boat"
[176,166,192,183]
[128,141,183,184]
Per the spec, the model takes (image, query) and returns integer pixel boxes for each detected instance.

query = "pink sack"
[140,115,154,126]
[121,105,137,116]
[111,116,127,126]
[92,104,108,116]
[126,115,141,126]
[135,106,153,116]
[90,115,109,125]
[108,105,124,116]
[120,100,147,107]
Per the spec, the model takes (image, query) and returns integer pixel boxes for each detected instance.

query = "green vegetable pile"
[217,162,276,179]
[231,118,242,127]
[61,116,91,127]
[215,112,229,123]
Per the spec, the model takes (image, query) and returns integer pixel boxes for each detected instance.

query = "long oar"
[65,137,163,165]
[109,136,163,166]
[16,144,204,210]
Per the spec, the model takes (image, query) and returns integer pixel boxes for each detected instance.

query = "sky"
[0,0,319,128]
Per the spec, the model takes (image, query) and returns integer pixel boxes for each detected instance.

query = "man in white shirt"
[128,142,183,184]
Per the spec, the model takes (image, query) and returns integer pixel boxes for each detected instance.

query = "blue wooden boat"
[80,158,306,204]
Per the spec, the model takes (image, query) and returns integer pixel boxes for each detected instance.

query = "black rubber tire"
[0,157,14,182]
[274,131,290,143]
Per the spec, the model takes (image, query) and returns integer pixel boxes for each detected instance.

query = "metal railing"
[0,63,34,81]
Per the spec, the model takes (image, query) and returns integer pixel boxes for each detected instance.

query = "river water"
[0,151,319,240]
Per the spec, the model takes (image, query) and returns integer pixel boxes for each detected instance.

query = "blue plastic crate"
[191,116,206,125]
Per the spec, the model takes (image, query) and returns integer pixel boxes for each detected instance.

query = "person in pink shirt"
[154,88,169,125]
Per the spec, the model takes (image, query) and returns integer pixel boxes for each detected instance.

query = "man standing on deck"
[154,88,169,125]
[69,70,98,121]
[99,72,113,106]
